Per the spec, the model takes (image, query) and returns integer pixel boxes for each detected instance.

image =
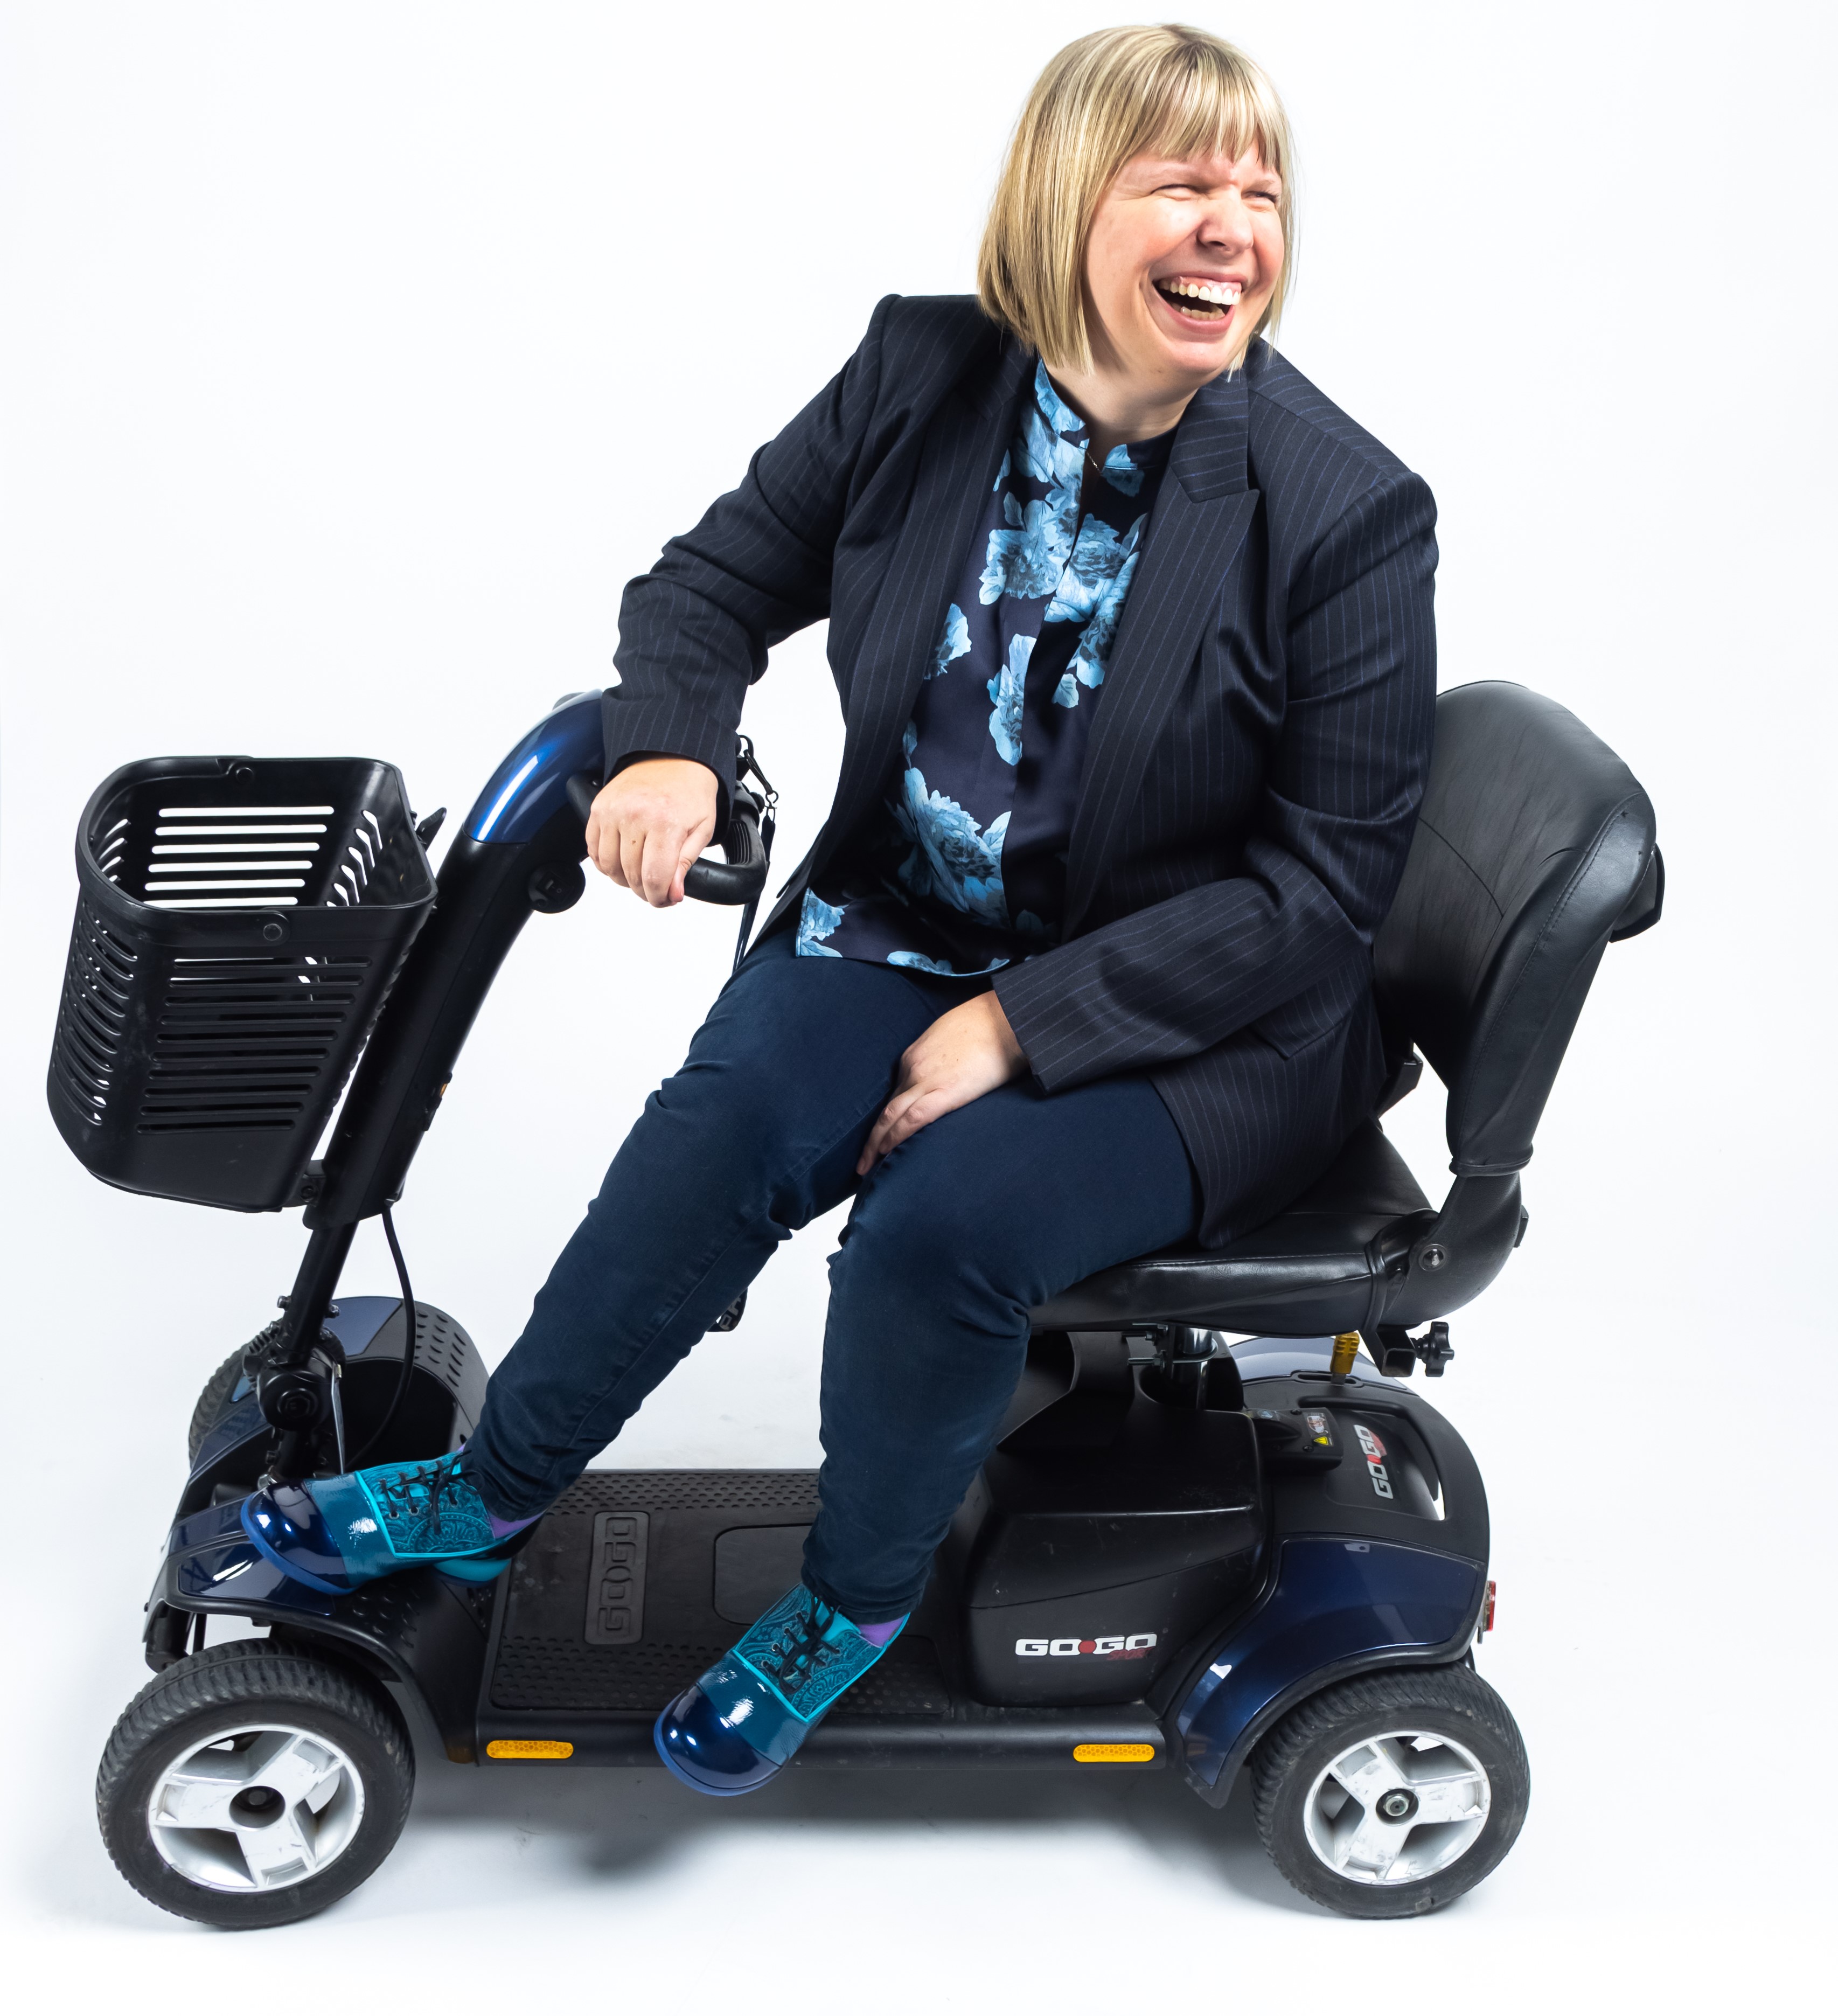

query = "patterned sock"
[854,1614,908,1647]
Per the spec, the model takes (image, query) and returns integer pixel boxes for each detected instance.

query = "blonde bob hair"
[977,24,1296,372]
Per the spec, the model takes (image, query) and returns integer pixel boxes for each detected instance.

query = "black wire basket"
[49,755,436,1212]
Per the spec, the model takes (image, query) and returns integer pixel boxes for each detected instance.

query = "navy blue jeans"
[464,929,1199,1621]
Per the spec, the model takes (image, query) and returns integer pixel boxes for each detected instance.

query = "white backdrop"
[2,1,1831,2005]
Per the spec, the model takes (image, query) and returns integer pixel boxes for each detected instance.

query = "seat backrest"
[1374,682,1661,1177]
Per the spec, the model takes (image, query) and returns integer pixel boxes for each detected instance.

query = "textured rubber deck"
[486,1469,952,1718]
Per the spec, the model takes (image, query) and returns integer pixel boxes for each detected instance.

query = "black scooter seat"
[1030,1120,1433,1336]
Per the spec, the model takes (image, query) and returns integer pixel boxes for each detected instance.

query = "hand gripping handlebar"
[564,770,770,907]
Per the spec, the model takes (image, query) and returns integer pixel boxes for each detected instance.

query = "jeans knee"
[615,1061,828,1236]
[831,1188,1034,1336]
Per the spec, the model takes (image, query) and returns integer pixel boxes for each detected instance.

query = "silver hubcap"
[147,1722,365,1892]
[1303,1727,1490,1886]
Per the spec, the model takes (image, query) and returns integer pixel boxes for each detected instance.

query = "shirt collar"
[1033,358,1088,446]
[1034,359,1175,484]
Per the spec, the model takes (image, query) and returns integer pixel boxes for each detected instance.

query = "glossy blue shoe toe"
[651,1584,905,1799]
[653,1682,784,1796]
[239,1450,523,1594]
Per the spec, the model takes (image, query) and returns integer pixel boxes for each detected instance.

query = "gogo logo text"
[1354,1422,1394,1500]
[1015,1633,1158,1658]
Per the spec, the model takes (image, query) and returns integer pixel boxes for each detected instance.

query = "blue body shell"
[1176,1537,1483,1799]
[464,692,605,845]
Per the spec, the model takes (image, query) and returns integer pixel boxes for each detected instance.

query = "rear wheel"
[97,1639,415,1928]
[1251,1665,1529,1918]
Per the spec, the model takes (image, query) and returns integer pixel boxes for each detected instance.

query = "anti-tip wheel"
[96,1639,415,1929]
[1251,1664,1529,1918]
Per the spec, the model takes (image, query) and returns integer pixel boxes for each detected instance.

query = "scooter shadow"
[407,1754,1320,1914]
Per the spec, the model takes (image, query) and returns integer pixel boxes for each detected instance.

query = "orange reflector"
[485,1739,574,1760]
[1073,1742,1155,1763]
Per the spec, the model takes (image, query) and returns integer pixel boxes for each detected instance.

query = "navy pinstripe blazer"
[605,295,1437,1247]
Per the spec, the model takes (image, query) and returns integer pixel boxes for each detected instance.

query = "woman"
[242,24,1436,1795]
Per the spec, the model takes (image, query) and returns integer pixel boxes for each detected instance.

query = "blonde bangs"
[1137,56,1286,182]
[977,25,1296,372]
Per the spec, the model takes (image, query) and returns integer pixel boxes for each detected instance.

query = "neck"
[1045,362,1209,460]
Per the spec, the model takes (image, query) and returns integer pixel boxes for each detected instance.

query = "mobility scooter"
[51,678,1660,1927]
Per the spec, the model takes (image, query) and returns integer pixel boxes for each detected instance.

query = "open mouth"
[1153,277,1242,322]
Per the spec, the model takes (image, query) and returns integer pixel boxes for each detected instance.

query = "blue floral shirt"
[797,361,1171,976]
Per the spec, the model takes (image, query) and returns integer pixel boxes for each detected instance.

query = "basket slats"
[48,756,435,1211]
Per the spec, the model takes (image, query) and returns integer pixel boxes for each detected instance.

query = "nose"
[1195,190,1255,258]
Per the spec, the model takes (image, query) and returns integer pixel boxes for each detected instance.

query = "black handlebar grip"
[684,797,767,906]
[565,773,600,826]
[565,771,769,907]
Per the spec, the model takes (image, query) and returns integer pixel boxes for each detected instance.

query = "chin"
[1141,317,1240,374]
[1151,337,1238,381]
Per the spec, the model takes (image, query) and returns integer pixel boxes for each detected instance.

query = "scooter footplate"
[471,1468,1168,1770]
[484,1469,951,1719]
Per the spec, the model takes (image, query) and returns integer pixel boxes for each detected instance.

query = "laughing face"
[1081,146,1284,400]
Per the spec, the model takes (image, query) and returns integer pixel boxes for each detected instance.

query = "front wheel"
[1251,1664,1529,1918]
[187,1346,250,1464]
[97,1639,415,1928]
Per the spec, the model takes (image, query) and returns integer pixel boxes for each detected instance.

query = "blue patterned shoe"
[239,1450,526,1596]
[654,1585,904,1796]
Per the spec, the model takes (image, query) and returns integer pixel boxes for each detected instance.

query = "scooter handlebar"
[565,771,769,907]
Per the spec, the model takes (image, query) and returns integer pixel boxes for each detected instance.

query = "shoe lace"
[755,1597,839,1697]
[372,1452,462,1531]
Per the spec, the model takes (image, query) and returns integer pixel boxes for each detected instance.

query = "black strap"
[729,734,778,974]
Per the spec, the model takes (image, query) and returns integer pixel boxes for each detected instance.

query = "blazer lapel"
[1062,368,1257,933]
[824,340,1030,852]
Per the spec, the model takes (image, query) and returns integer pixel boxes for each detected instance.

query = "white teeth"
[1165,279,1241,306]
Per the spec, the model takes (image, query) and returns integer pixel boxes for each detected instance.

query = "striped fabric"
[605,297,1437,1247]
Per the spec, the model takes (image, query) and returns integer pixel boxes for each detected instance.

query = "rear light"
[1478,1579,1498,1638]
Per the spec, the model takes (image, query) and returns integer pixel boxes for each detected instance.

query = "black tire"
[97,1639,415,1929]
[1251,1664,1529,1919]
[187,1348,249,1465]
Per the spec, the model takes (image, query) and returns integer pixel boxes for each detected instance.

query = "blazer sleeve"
[602,297,895,805]
[994,469,1438,1090]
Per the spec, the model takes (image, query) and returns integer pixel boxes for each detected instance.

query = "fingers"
[638,825,673,906]
[584,763,718,907]
[627,824,687,906]
[857,1086,925,1176]
[594,813,702,906]
[854,996,1032,1175]
[584,801,621,884]
[586,787,635,887]
[617,819,648,899]
[635,813,715,906]
[670,834,705,908]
